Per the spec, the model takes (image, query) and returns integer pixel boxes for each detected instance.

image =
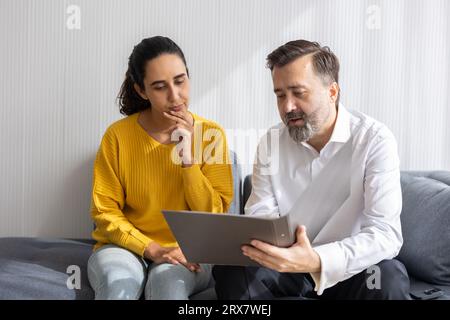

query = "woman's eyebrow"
[150,73,186,86]
[173,73,186,80]
[150,80,166,86]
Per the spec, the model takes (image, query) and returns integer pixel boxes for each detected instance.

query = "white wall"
[1,0,449,238]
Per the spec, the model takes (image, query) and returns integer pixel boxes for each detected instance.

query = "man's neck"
[307,105,338,153]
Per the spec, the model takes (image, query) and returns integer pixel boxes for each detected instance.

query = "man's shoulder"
[261,122,286,138]
[347,108,396,142]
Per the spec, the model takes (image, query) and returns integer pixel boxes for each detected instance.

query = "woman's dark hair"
[118,36,188,116]
[266,40,340,106]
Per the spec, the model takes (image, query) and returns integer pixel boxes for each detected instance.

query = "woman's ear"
[133,83,148,100]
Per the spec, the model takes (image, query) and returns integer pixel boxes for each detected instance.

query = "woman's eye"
[154,85,165,90]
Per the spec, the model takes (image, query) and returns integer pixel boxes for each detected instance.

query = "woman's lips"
[169,105,184,112]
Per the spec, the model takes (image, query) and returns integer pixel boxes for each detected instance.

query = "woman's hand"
[144,241,201,272]
[162,110,195,167]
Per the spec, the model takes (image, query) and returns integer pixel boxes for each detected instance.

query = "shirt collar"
[299,103,351,151]
[328,103,351,144]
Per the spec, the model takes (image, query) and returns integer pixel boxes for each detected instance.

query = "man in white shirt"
[213,40,411,299]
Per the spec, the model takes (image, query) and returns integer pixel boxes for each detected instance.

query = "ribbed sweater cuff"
[125,229,153,257]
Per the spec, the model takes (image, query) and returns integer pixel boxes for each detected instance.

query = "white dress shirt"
[245,104,403,295]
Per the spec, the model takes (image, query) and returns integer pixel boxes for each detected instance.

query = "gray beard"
[285,104,327,143]
[288,121,316,143]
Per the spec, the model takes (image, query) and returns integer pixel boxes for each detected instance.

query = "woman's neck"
[139,108,173,134]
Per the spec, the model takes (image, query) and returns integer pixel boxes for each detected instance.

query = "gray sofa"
[1,170,449,299]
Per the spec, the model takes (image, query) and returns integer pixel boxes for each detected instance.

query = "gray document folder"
[162,210,293,266]
[162,137,353,266]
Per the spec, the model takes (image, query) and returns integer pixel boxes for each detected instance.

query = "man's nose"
[283,97,297,114]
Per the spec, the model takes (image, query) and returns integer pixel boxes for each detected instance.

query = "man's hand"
[144,241,201,272]
[163,110,195,167]
[241,225,321,273]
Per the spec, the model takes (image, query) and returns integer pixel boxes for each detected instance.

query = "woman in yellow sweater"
[87,36,233,300]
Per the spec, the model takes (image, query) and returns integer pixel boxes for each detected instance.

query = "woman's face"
[135,53,190,115]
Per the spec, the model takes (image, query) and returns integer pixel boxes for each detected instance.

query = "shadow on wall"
[37,152,96,239]
[178,0,314,126]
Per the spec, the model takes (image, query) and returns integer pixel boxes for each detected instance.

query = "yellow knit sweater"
[90,112,233,257]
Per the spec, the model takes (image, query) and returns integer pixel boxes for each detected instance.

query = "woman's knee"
[145,263,211,300]
[87,245,147,299]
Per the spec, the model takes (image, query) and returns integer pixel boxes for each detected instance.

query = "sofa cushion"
[409,276,450,300]
[398,171,450,285]
[0,237,94,299]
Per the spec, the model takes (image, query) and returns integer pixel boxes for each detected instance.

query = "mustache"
[285,111,307,123]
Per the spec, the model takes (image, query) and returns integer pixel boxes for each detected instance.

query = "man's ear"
[133,83,148,100]
[329,82,340,104]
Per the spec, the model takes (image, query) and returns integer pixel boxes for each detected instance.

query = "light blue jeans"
[87,244,212,300]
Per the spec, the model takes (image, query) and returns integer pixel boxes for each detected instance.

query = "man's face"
[272,54,336,143]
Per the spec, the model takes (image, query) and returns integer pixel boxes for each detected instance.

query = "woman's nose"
[167,85,179,102]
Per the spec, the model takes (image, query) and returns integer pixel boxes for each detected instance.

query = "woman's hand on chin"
[163,110,195,167]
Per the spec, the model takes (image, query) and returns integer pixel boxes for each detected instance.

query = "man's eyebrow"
[287,84,308,90]
[274,84,308,93]
[150,73,186,86]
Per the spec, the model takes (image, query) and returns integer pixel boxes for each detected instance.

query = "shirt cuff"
[310,242,346,295]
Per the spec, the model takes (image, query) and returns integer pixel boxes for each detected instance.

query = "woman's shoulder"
[104,113,139,137]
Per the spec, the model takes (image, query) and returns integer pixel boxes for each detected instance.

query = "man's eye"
[154,85,165,90]
[276,95,285,99]
[294,92,306,98]
[175,79,185,85]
